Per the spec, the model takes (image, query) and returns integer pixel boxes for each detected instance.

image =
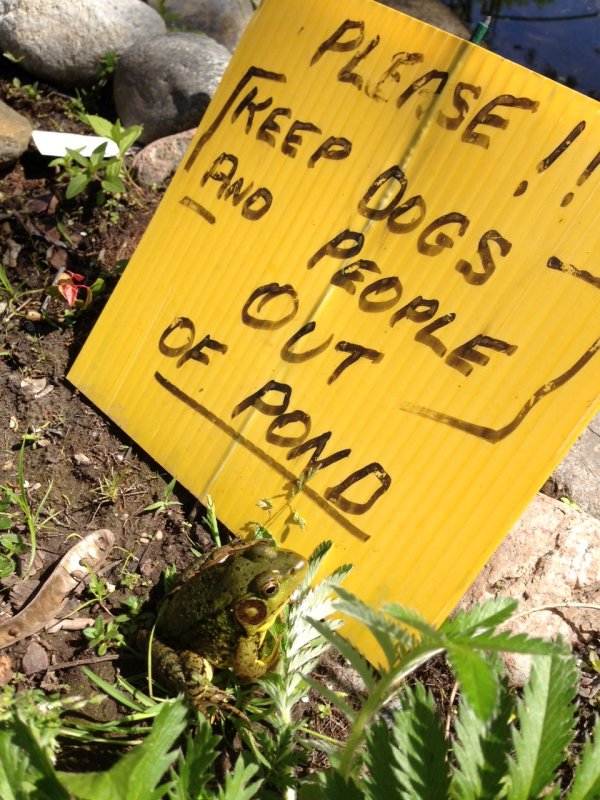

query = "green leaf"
[306,617,375,691]
[0,715,70,800]
[507,653,578,800]
[442,598,518,635]
[170,714,221,800]
[567,716,600,799]
[334,587,410,669]
[65,146,89,166]
[0,727,39,800]
[451,679,514,799]
[363,717,404,800]
[117,124,143,153]
[216,756,262,800]
[84,114,113,138]
[299,772,364,800]
[446,644,500,721]
[66,172,90,199]
[391,683,450,799]
[58,698,187,800]
[101,176,125,194]
[466,630,562,656]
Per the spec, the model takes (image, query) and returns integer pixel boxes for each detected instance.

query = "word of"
[157,318,392,516]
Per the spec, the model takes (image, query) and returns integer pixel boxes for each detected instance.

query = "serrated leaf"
[364,717,404,800]
[508,653,578,800]
[466,630,562,656]
[299,772,364,800]
[451,679,514,799]
[58,699,187,800]
[392,683,450,798]
[171,715,221,800]
[446,644,500,721]
[306,617,375,691]
[334,587,408,669]
[443,598,518,635]
[567,716,600,800]
[217,756,262,800]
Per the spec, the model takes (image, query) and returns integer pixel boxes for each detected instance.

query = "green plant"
[82,616,127,656]
[299,590,600,799]
[7,76,40,100]
[93,467,130,504]
[143,477,182,515]
[2,542,599,799]
[0,438,58,578]
[0,531,26,579]
[49,115,142,204]
[0,263,43,321]
[202,495,221,546]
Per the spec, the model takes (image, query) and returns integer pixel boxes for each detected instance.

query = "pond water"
[445,0,600,99]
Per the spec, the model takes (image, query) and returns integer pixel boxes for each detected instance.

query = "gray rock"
[457,493,600,685]
[147,0,253,52]
[133,128,195,186]
[0,0,165,87]
[114,32,230,144]
[549,412,600,520]
[0,98,32,167]
[380,0,470,38]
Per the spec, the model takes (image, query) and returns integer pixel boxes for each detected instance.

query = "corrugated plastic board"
[69,0,600,664]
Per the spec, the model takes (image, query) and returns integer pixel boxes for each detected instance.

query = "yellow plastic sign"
[69,0,600,662]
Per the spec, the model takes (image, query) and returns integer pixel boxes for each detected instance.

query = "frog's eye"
[259,579,280,598]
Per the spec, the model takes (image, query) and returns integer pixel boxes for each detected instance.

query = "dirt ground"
[0,62,212,713]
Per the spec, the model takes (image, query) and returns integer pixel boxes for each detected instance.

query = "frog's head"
[230,540,307,635]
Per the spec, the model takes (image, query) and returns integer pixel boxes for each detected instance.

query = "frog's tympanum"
[142,539,307,713]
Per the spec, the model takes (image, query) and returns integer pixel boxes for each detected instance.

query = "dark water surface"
[446,1,600,99]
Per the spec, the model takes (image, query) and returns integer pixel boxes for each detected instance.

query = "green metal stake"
[470,15,492,44]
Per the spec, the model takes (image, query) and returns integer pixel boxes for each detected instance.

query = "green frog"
[140,539,307,713]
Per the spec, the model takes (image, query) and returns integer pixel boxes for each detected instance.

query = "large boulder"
[0,98,31,167]
[147,0,253,52]
[0,0,166,87]
[114,32,230,143]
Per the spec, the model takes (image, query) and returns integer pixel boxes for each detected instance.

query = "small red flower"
[56,271,91,307]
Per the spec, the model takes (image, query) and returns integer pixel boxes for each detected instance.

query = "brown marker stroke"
[154,371,370,541]
[398,337,600,443]
[184,66,287,172]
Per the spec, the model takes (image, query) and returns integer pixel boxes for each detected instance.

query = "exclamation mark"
[514,120,586,197]
[561,150,600,207]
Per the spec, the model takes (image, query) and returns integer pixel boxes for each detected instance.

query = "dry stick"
[511,602,600,621]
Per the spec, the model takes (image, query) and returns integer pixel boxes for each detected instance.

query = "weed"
[202,495,221,546]
[0,531,26,579]
[6,76,40,101]
[0,438,58,578]
[49,114,142,205]
[93,467,130,504]
[143,477,182,515]
[82,616,127,656]
[0,263,43,321]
